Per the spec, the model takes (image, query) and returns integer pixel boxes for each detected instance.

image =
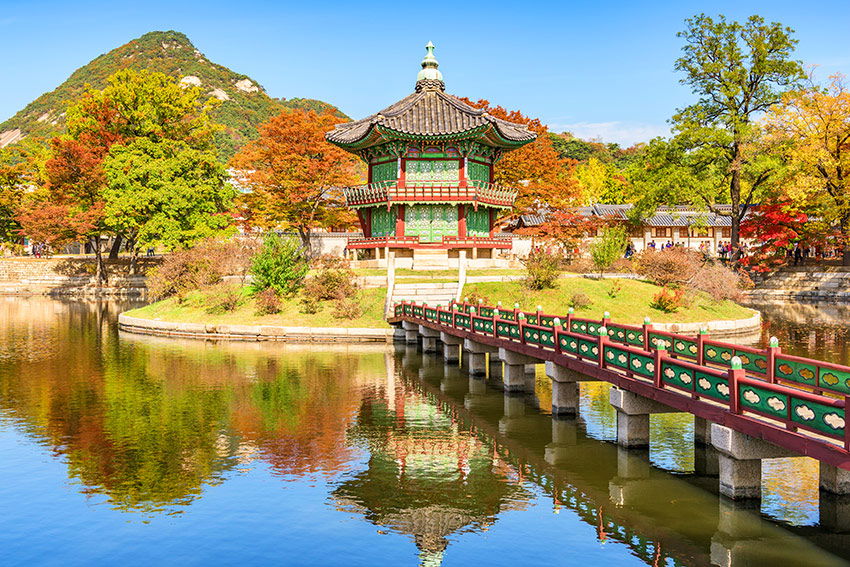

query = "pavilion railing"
[342,180,518,208]
[393,299,850,452]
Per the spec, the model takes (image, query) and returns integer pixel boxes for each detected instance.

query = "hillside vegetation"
[0,30,346,160]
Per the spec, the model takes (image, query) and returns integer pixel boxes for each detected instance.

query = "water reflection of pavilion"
[332,382,531,566]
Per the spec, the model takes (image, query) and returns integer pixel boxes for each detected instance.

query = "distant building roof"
[511,204,749,230]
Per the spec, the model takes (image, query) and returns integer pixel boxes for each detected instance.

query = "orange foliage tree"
[456,98,580,212]
[230,109,360,248]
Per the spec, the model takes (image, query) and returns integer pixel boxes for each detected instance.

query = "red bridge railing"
[392,299,850,455]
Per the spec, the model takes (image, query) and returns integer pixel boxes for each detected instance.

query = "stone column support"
[499,348,540,393]
[419,325,441,354]
[464,339,497,377]
[545,361,594,416]
[609,387,678,449]
[820,464,850,495]
[710,424,797,500]
[440,332,463,364]
[402,320,419,344]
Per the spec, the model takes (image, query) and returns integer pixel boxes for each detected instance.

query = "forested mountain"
[0,30,345,160]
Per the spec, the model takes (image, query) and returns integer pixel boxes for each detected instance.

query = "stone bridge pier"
[710,424,799,500]
[463,339,498,377]
[418,325,441,353]
[401,320,420,344]
[498,348,541,393]
[440,332,463,364]
[609,387,679,449]
[545,361,595,417]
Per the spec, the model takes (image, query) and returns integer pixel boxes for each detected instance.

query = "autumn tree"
[765,74,850,264]
[230,108,360,249]
[633,15,803,258]
[456,98,580,212]
[16,69,226,282]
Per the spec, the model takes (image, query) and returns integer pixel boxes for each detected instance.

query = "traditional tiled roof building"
[326,43,535,268]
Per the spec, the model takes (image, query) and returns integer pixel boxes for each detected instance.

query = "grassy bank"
[126,286,390,328]
[126,276,753,329]
[462,278,753,324]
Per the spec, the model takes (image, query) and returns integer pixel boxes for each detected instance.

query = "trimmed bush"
[569,292,592,310]
[522,248,562,290]
[250,234,308,296]
[255,288,281,315]
[147,238,255,300]
[650,286,686,313]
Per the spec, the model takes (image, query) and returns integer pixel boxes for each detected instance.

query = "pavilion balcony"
[342,180,518,209]
[346,234,512,249]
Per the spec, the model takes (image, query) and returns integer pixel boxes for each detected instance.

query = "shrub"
[690,262,743,302]
[147,238,254,300]
[299,296,320,314]
[332,295,363,319]
[255,288,282,315]
[250,234,308,296]
[303,261,357,302]
[591,226,628,275]
[650,286,686,313]
[607,280,622,298]
[204,283,245,314]
[569,292,592,310]
[464,290,491,306]
[632,247,702,287]
[522,248,562,290]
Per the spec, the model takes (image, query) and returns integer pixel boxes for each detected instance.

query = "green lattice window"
[466,207,490,237]
[371,161,397,184]
[371,207,396,237]
[467,161,490,183]
[406,160,459,183]
[404,205,458,242]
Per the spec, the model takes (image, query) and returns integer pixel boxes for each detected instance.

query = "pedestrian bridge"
[389,300,850,500]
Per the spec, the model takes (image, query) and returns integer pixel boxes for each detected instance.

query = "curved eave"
[328,123,533,152]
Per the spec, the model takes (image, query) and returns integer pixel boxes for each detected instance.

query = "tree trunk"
[108,235,123,260]
[128,239,139,276]
[297,227,312,257]
[91,236,106,286]
[729,145,742,264]
[841,216,850,267]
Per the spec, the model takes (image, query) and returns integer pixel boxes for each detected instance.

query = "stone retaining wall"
[118,314,394,342]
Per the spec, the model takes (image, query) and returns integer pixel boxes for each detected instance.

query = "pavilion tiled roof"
[326,89,536,147]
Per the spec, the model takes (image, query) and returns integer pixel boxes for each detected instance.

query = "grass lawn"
[462,277,754,324]
[126,286,390,328]
[126,276,752,329]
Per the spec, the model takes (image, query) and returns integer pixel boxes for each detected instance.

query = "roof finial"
[416,41,444,92]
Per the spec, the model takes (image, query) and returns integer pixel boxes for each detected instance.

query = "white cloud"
[548,121,670,147]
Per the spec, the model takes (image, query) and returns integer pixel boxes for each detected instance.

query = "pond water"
[0,297,849,566]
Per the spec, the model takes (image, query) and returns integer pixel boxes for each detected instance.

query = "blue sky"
[1,0,848,145]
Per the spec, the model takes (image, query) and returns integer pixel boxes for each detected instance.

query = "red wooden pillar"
[459,157,468,188]
[767,336,780,383]
[396,204,405,237]
[398,157,406,188]
[458,204,467,238]
[728,359,744,414]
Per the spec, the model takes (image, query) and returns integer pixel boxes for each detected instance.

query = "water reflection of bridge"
[396,343,850,567]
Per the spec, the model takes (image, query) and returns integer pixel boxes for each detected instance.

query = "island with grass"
[119,240,759,341]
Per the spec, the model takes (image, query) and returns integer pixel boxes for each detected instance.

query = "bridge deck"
[390,300,850,471]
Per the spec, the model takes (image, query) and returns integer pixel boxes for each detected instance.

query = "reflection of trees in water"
[0,299,385,512]
[333,383,532,566]
[755,302,850,365]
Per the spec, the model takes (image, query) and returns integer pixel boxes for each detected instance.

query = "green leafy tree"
[661,14,803,256]
[102,138,236,269]
[591,226,627,275]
